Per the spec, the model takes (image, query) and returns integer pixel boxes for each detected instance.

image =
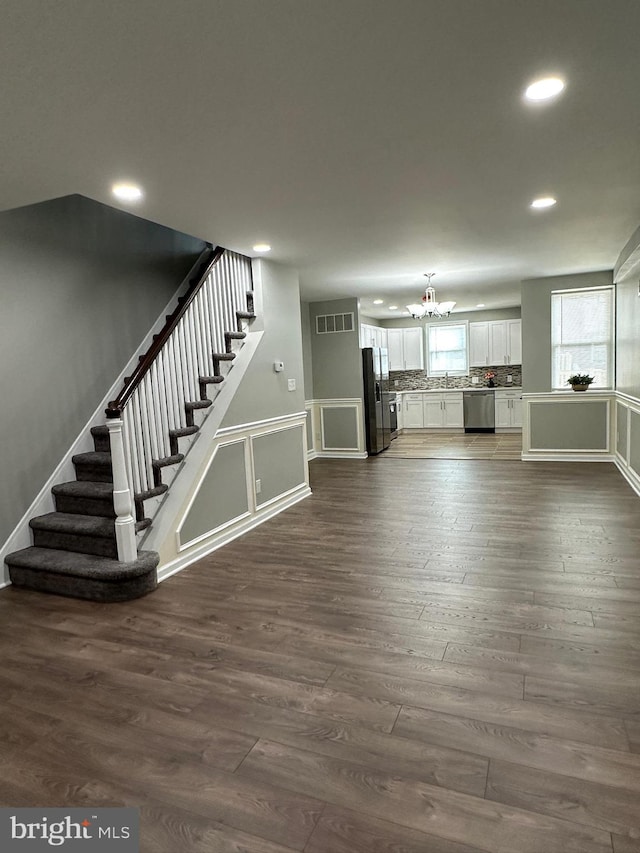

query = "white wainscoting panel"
[522,391,614,462]
[305,398,366,459]
[614,392,640,497]
[158,412,311,581]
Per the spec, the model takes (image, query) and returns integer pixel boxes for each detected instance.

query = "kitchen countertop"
[396,387,522,394]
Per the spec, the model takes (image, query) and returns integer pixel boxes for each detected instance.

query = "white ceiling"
[2,0,640,318]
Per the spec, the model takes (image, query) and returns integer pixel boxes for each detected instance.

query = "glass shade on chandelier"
[407,274,456,319]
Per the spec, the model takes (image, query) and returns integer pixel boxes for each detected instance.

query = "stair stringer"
[0,247,211,589]
[136,327,265,555]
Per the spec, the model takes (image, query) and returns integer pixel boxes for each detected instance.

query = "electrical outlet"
[287,378,296,391]
[255,479,261,494]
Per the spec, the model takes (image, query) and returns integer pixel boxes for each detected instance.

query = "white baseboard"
[615,457,640,497]
[313,451,368,460]
[307,449,319,461]
[521,452,614,462]
[158,483,311,583]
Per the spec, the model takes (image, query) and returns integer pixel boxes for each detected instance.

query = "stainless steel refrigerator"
[362,347,391,454]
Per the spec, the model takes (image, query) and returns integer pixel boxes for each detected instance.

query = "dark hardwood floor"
[1,457,640,852]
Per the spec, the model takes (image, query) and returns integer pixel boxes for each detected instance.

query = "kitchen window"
[551,286,614,390]
[426,322,468,377]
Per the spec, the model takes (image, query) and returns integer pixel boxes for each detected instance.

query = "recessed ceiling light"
[388,305,398,310]
[253,243,271,253]
[373,299,384,305]
[525,76,565,102]
[531,196,557,209]
[112,182,143,202]
[476,303,485,308]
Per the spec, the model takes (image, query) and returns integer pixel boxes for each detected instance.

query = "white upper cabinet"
[469,319,521,367]
[360,323,388,350]
[469,323,489,367]
[386,329,404,368]
[507,319,522,365]
[489,322,507,365]
[386,327,424,371]
[403,327,424,370]
[361,324,425,370]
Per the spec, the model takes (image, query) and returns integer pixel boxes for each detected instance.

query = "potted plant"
[485,371,496,387]
[567,373,595,391]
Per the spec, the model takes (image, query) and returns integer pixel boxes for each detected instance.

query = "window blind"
[551,287,614,389]
[427,323,468,376]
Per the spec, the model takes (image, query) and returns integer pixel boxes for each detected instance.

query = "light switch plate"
[287,378,296,391]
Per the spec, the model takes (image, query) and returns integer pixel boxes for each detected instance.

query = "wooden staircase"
[5,248,255,601]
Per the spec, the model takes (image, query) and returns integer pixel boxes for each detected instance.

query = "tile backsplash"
[390,364,522,391]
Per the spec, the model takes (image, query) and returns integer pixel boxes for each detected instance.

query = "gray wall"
[180,441,248,546]
[254,427,306,505]
[322,407,360,450]
[521,270,613,393]
[360,314,383,326]
[379,306,521,328]
[300,301,314,400]
[529,400,609,450]
[309,297,362,400]
[222,260,305,427]
[0,194,205,546]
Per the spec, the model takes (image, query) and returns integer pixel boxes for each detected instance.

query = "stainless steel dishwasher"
[463,390,495,433]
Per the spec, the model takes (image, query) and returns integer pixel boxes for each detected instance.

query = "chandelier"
[406,273,456,319]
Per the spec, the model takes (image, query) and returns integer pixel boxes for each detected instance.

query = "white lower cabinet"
[403,393,425,428]
[495,390,522,429]
[401,392,464,429]
[442,393,464,427]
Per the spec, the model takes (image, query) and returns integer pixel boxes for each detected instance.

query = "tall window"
[426,323,468,377]
[551,287,614,389]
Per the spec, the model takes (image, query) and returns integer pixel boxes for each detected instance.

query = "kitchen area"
[361,316,523,460]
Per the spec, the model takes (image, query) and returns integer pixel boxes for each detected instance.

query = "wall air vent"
[315,313,355,334]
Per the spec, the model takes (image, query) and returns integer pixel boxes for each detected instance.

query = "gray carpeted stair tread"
[90,425,111,451]
[6,547,158,580]
[225,331,246,340]
[72,451,112,466]
[134,484,168,501]
[52,481,114,499]
[152,454,184,470]
[213,352,236,361]
[169,425,199,455]
[29,512,150,537]
[236,310,256,320]
[6,546,159,600]
[185,400,212,410]
[199,375,225,384]
[169,426,199,439]
[30,512,116,537]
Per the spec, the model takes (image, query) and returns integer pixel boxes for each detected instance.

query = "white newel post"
[106,417,138,562]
